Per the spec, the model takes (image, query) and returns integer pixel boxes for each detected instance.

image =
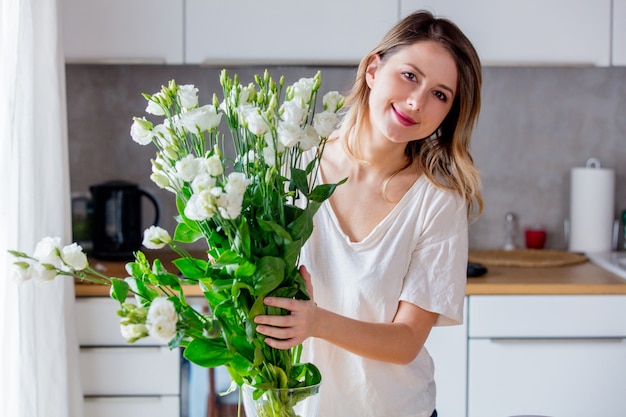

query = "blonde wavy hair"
[338,10,484,217]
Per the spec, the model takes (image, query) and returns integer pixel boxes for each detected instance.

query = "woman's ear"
[365,54,381,88]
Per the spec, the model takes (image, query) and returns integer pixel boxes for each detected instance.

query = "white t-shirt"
[299,170,468,417]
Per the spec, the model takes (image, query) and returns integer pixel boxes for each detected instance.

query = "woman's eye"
[434,91,448,102]
[402,72,417,81]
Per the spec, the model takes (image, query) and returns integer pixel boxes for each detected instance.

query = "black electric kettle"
[89,180,161,260]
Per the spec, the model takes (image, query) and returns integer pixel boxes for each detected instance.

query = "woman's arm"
[253,267,439,365]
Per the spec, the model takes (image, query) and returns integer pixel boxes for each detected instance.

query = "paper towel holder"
[586,157,602,168]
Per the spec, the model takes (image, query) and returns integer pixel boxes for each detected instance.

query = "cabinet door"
[84,396,180,417]
[80,346,181,395]
[424,299,467,417]
[75,297,165,346]
[400,0,612,66]
[62,0,184,64]
[184,0,398,65]
[614,0,626,65]
[468,338,626,417]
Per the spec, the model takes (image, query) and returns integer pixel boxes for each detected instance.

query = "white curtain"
[0,0,83,416]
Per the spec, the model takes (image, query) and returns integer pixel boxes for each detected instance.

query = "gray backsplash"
[66,65,626,251]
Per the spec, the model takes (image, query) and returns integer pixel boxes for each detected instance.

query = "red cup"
[525,228,547,249]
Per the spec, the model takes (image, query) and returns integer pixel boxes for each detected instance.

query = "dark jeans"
[430,410,438,417]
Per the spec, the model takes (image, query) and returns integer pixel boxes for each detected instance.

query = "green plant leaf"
[109,278,129,302]
[290,167,309,197]
[174,222,203,243]
[173,257,208,279]
[183,338,233,368]
[252,256,285,295]
[308,178,347,202]
[257,218,293,245]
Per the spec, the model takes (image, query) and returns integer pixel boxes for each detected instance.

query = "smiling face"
[365,40,458,145]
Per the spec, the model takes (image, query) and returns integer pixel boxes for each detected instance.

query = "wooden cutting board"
[469,249,587,268]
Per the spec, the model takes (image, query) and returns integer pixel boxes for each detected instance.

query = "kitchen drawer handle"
[84,396,165,403]
[80,346,164,353]
[488,337,625,344]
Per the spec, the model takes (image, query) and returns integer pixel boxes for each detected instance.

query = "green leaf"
[252,256,285,295]
[173,257,208,279]
[183,338,233,368]
[109,278,129,302]
[288,204,316,242]
[174,222,203,243]
[237,220,251,259]
[308,178,347,203]
[290,167,309,197]
[257,218,293,245]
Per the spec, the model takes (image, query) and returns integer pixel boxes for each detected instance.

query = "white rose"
[313,111,340,138]
[147,298,178,342]
[33,237,62,268]
[152,124,175,148]
[218,192,245,219]
[145,99,165,116]
[239,83,256,105]
[263,143,277,167]
[130,117,154,145]
[290,77,315,104]
[61,243,88,271]
[323,91,344,113]
[147,297,178,322]
[246,110,269,135]
[299,125,321,151]
[179,105,222,134]
[191,173,216,193]
[142,226,172,250]
[177,84,199,109]
[147,316,177,343]
[225,172,251,196]
[205,155,224,177]
[277,121,302,148]
[150,171,171,190]
[120,323,148,341]
[184,190,217,221]
[32,263,58,283]
[280,100,308,125]
[11,262,33,283]
[175,155,201,182]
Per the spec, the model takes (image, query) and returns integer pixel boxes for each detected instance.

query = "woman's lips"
[392,105,416,126]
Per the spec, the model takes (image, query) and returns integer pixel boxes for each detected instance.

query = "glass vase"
[241,383,321,417]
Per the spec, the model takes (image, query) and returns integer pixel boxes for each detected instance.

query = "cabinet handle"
[80,346,164,353]
[84,396,165,403]
[488,337,625,344]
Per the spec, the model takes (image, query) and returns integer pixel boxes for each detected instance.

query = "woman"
[254,10,483,417]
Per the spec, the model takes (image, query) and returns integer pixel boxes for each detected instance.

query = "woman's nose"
[407,88,427,112]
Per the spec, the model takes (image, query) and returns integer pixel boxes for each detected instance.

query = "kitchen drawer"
[468,337,626,417]
[84,395,180,417]
[75,297,162,346]
[80,346,180,395]
[468,295,626,338]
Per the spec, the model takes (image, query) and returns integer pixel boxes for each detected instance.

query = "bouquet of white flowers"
[10,69,345,417]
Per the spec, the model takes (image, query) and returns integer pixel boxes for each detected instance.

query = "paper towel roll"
[569,158,615,253]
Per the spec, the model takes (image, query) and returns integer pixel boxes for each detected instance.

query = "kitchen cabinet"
[184,0,397,65]
[400,0,612,66]
[424,299,467,417]
[75,297,181,416]
[614,0,626,66]
[467,295,626,417]
[62,0,184,64]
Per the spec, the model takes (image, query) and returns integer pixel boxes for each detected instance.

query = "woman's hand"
[253,265,318,350]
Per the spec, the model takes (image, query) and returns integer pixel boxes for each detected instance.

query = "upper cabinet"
[62,0,184,64]
[183,0,397,65]
[614,0,626,65]
[401,0,613,66]
[63,0,624,66]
